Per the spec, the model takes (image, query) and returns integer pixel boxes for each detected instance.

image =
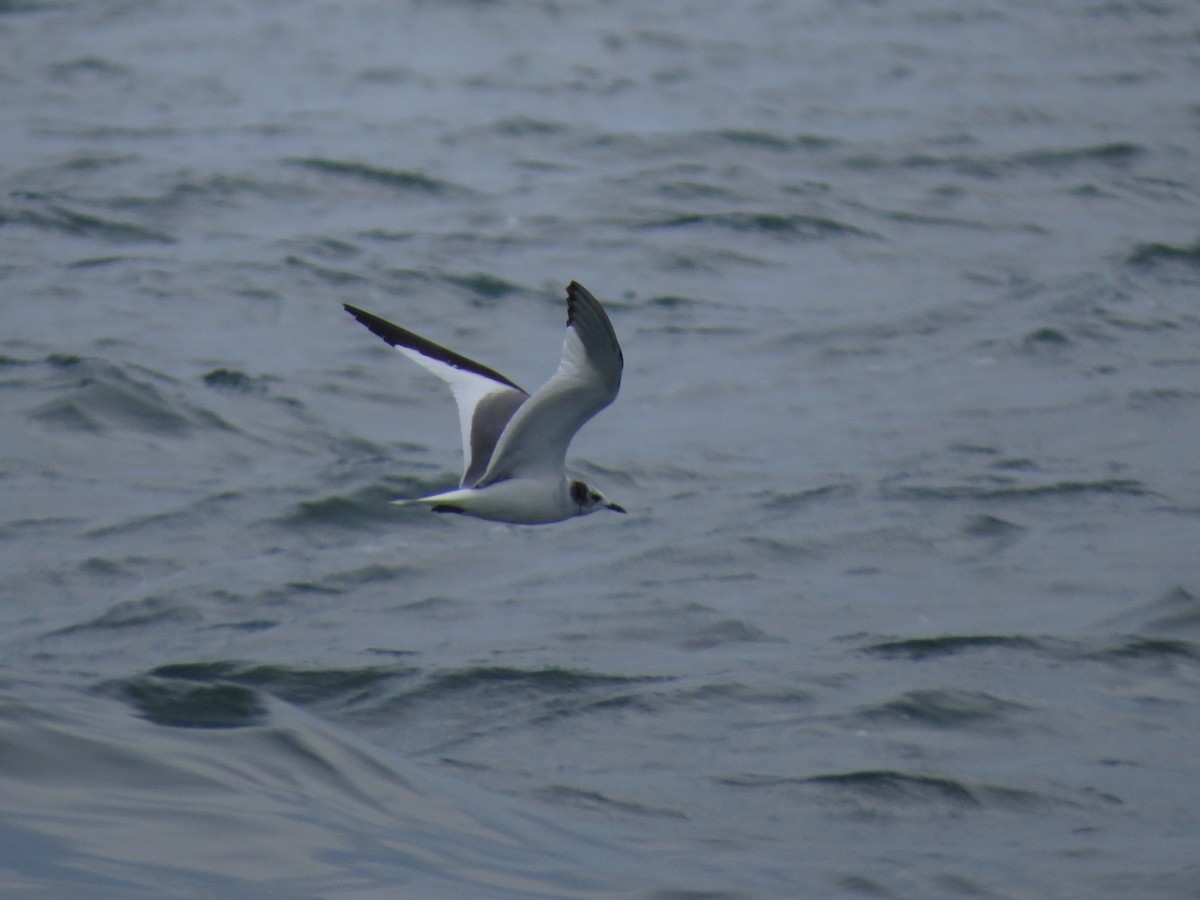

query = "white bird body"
[411,476,578,525]
[345,281,626,525]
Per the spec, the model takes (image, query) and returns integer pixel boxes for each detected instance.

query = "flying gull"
[344,281,626,524]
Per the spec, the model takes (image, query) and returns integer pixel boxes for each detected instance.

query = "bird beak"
[607,502,627,514]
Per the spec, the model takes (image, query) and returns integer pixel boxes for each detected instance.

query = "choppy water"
[3,0,1200,897]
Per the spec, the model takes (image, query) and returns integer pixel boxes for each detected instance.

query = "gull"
[344,281,626,525]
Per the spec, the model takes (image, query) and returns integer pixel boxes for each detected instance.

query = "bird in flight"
[344,281,626,524]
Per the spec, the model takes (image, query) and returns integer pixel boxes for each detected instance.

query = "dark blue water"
[3,1,1200,897]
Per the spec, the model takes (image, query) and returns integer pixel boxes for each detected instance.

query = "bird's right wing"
[344,304,529,486]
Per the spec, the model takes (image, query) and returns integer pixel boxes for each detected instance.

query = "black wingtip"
[565,281,587,326]
[342,303,526,393]
[343,303,388,336]
[564,281,623,367]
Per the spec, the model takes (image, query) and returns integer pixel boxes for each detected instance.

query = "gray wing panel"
[462,390,527,487]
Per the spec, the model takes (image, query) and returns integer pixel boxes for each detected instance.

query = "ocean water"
[3,0,1200,897]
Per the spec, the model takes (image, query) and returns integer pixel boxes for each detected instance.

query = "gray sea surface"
[3,0,1200,897]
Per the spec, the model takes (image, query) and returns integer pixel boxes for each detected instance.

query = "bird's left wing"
[477,282,622,485]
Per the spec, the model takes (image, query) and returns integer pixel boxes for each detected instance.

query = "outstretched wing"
[344,304,529,487]
[477,282,622,485]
